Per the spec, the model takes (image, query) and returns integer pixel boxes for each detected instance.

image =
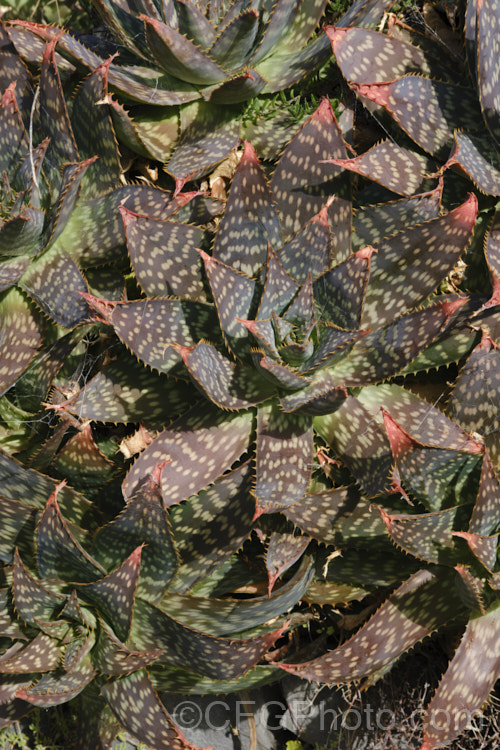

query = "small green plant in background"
[0,0,92,27]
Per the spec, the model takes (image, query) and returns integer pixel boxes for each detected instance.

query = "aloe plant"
[7,0,396,179]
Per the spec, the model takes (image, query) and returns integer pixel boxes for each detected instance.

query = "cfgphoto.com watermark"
[170,699,485,734]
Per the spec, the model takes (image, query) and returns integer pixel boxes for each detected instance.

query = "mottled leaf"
[0,288,44,397]
[446,131,500,196]
[477,0,500,144]
[383,410,482,511]
[208,8,259,67]
[123,403,253,503]
[255,401,313,514]
[257,247,299,321]
[38,40,79,189]
[109,298,218,375]
[36,482,106,582]
[315,396,392,496]
[446,329,500,460]
[353,77,482,158]
[0,497,36,564]
[19,251,90,329]
[200,250,257,357]
[0,633,60,674]
[143,15,227,84]
[92,464,178,603]
[163,556,314,635]
[284,485,389,546]
[271,98,351,246]
[16,658,96,706]
[181,341,274,409]
[123,207,205,298]
[213,141,283,276]
[277,205,332,283]
[353,189,442,250]
[361,195,477,329]
[101,671,190,750]
[469,451,500,536]
[314,245,373,329]
[61,350,196,426]
[279,569,463,681]
[93,621,163,676]
[265,532,309,593]
[12,549,63,626]
[327,141,433,197]
[132,599,284,680]
[71,59,121,196]
[168,461,255,593]
[75,546,142,642]
[422,606,500,750]
[377,505,467,565]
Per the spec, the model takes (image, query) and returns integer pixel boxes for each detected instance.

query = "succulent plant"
[0,19,221,463]
[7,0,396,180]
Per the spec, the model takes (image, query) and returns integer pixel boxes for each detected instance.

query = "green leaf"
[143,14,227,84]
[12,549,64,626]
[0,210,44,258]
[0,288,44,396]
[132,599,284,680]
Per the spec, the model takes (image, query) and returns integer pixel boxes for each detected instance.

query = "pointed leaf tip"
[2,81,17,105]
[196,247,212,265]
[152,460,169,486]
[48,480,67,506]
[77,292,117,322]
[352,82,391,107]
[356,245,377,260]
[242,140,259,163]
[382,409,416,459]
[325,26,349,48]
[440,296,468,319]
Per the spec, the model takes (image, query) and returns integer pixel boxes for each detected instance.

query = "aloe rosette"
[0,21,221,462]
[7,0,396,181]
[0,455,315,747]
